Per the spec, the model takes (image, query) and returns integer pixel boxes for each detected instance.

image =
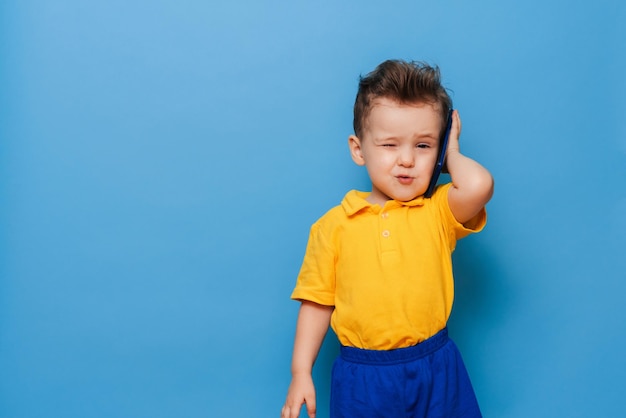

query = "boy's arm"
[446,110,494,225]
[282,300,334,418]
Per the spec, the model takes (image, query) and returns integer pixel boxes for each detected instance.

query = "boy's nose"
[398,148,415,167]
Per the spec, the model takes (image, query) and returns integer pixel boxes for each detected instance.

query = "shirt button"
[381,212,388,219]
[382,230,390,238]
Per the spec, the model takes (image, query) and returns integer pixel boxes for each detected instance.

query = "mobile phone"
[424,109,453,198]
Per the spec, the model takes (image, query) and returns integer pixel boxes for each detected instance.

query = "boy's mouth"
[396,175,414,185]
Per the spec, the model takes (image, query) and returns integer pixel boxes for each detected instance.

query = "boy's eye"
[416,143,430,149]
[382,144,396,147]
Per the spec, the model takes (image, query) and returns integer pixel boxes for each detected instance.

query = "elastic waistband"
[339,328,449,365]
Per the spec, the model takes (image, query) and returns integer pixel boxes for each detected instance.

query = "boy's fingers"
[446,110,462,156]
[281,405,297,418]
[449,110,460,137]
[305,397,316,418]
[281,401,306,418]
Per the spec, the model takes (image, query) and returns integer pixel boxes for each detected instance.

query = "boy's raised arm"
[282,300,334,418]
[445,110,494,225]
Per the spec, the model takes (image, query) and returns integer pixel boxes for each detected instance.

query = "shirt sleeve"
[432,183,487,248]
[290,221,336,306]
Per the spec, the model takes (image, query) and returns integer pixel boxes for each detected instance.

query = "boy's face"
[349,98,442,206]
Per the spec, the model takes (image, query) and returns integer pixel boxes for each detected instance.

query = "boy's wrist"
[291,369,313,378]
[444,148,460,169]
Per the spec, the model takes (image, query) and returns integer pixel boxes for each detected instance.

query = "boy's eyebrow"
[370,133,438,143]
[419,135,440,143]
[378,131,439,139]
[368,133,402,143]
[371,134,399,141]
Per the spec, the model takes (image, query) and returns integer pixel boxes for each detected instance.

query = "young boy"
[281,60,494,418]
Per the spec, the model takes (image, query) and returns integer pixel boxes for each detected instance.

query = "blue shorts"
[330,328,481,418]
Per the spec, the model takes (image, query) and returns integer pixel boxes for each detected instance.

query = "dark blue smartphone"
[424,109,454,198]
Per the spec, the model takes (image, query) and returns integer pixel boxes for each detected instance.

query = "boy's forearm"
[291,301,334,375]
[447,149,493,194]
[444,111,493,207]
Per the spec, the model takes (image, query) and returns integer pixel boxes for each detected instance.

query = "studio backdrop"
[1,1,625,417]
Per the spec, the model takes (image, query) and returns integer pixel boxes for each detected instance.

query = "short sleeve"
[431,183,487,249]
[290,222,336,306]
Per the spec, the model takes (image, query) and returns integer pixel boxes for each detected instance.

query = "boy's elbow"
[457,170,494,206]
[478,171,494,203]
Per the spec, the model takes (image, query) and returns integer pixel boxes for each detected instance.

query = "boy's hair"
[353,60,453,138]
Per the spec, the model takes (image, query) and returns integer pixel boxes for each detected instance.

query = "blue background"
[2,1,625,417]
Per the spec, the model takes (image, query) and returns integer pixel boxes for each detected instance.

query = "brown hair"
[353,60,452,138]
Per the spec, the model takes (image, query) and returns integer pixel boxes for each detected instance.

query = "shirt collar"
[341,190,425,216]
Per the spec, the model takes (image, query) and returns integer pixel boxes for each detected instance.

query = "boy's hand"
[281,372,316,418]
[446,109,461,156]
[442,109,460,173]
[282,301,332,418]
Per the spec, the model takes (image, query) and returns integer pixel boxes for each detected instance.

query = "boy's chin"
[391,191,425,202]
[371,186,427,204]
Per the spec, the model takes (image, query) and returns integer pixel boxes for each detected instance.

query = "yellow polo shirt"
[291,183,486,350]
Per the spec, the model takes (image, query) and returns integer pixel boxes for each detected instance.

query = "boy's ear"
[348,135,366,166]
